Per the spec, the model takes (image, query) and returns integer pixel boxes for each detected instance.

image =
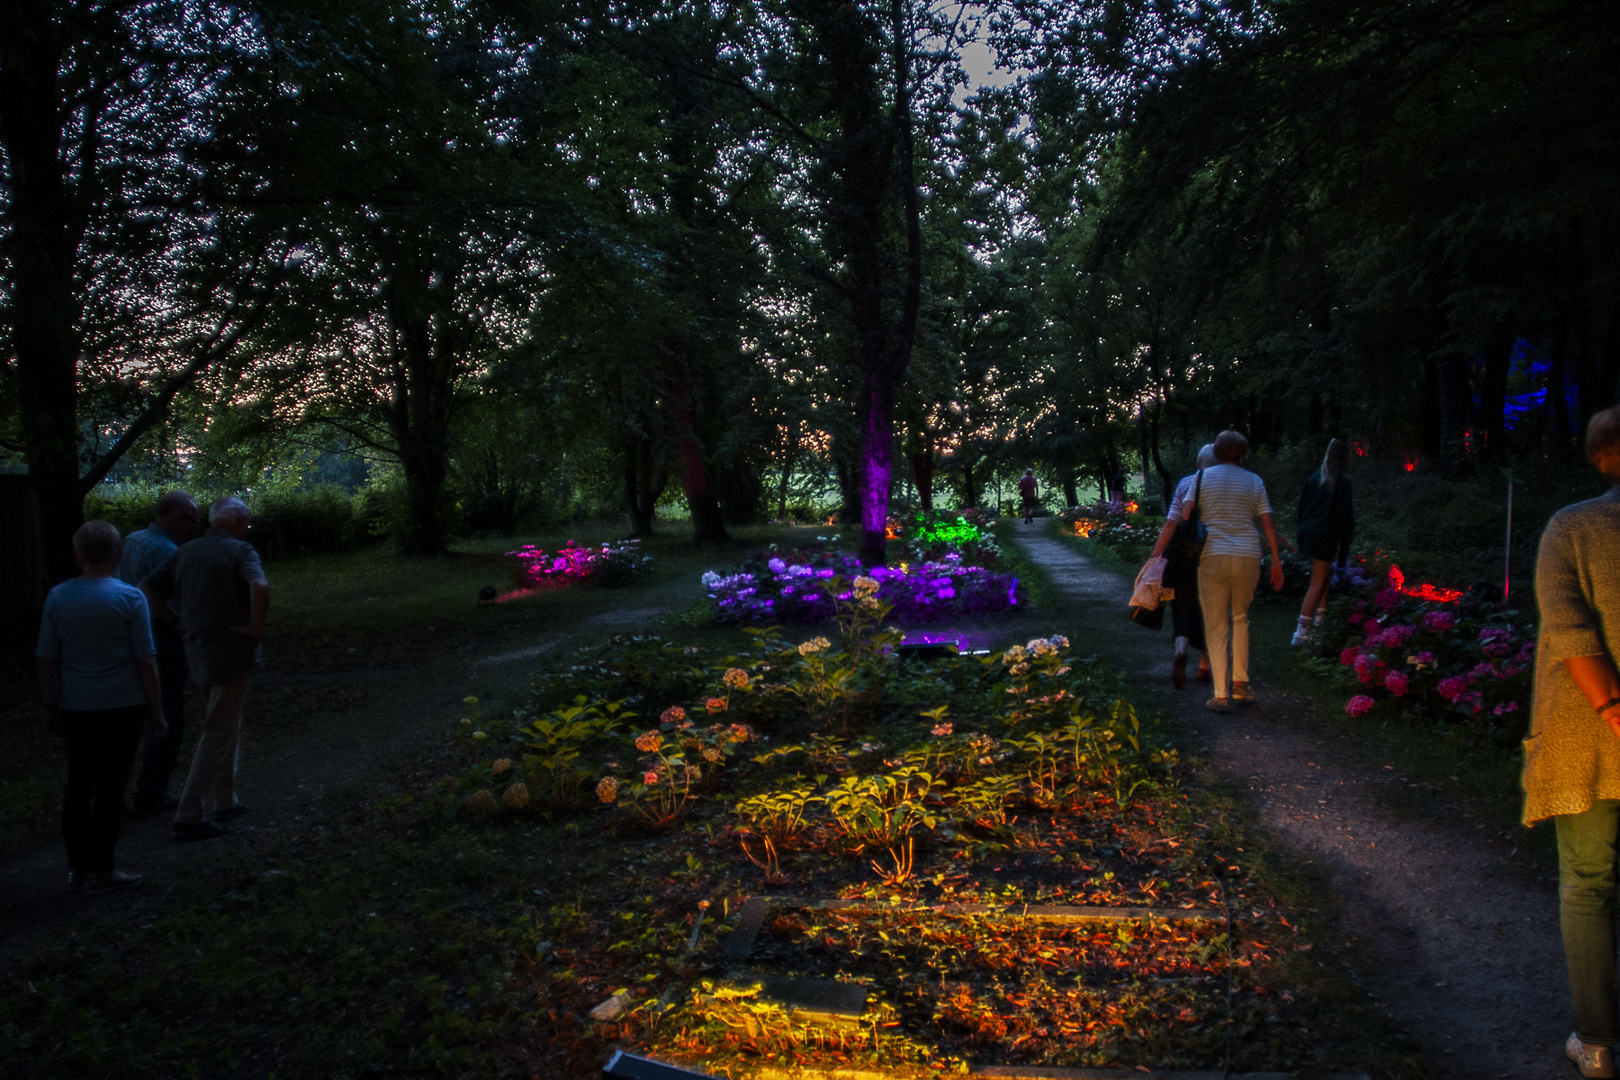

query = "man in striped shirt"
[1176,431,1284,711]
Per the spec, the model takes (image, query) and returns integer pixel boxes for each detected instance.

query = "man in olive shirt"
[142,497,269,840]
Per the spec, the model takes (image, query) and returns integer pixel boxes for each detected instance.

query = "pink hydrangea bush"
[1322,570,1533,724]
[506,539,651,590]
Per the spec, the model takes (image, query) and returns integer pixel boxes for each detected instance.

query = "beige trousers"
[175,671,251,823]
[1198,554,1261,699]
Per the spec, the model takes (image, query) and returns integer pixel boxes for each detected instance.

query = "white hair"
[1196,443,1216,469]
[209,496,250,528]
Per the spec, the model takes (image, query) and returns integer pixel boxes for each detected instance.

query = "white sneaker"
[1569,1033,1617,1079]
[1290,627,1312,647]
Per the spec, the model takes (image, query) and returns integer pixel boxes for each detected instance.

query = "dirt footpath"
[1011,527,1568,1080]
[0,577,699,947]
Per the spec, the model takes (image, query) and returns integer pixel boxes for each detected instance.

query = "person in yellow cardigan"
[1523,404,1620,1079]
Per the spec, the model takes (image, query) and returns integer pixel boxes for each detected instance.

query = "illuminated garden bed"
[435,608,1379,1078]
[702,546,1019,625]
[690,906,1270,1071]
[503,538,651,593]
[1316,565,1533,724]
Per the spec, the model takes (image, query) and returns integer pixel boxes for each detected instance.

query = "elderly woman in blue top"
[1521,405,1620,1080]
[36,520,168,892]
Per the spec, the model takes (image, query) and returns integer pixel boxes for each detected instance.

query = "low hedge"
[85,481,368,561]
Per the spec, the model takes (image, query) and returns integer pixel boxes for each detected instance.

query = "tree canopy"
[3,0,1614,573]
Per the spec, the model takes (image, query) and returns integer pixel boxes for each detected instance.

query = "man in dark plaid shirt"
[118,491,198,815]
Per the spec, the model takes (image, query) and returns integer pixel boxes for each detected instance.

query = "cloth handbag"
[1129,600,1165,631]
[1128,556,1172,631]
[1168,469,1208,565]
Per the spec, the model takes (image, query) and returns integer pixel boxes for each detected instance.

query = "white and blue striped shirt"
[1168,464,1272,558]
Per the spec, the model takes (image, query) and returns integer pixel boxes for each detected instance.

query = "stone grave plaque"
[756,976,869,1021]
[719,895,771,962]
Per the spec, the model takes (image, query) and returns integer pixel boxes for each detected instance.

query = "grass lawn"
[0,525,796,859]
[0,522,1418,1079]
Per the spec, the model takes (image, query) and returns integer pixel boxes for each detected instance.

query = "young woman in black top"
[1292,438,1355,645]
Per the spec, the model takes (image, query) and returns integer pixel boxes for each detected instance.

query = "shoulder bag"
[1168,469,1208,565]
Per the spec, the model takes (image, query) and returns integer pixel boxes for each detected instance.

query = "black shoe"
[68,870,87,891]
[131,795,180,818]
[87,870,143,892]
[214,803,249,822]
[174,820,230,841]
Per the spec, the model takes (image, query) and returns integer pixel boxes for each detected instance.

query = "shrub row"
[85,480,373,561]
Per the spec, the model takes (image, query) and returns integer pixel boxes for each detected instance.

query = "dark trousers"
[62,704,146,874]
[133,620,188,810]
[1166,556,1206,652]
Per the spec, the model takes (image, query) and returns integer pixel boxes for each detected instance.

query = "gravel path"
[1010,526,1570,1080]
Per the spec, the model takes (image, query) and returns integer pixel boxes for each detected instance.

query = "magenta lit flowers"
[1321,565,1533,725]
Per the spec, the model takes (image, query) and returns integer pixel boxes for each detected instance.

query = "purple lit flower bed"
[504,538,651,592]
[702,546,1019,626]
[1317,568,1533,725]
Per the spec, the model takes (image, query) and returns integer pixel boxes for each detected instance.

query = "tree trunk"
[1419,358,1442,460]
[776,454,792,520]
[1435,353,1473,469]
[1061,466,1079,509]
[1573,298,1599,435]
[1145,404,1174,506]
[623,436,661,538]
[833,457,855,524]
[1,8,82,584]
[857,375,898,566]
[1602,292,1620,413]
[1479,328,1514,459]
[910,446,934,513]
[388,295,455,556]
[1549,318,1571,454]
[666,370,728,543]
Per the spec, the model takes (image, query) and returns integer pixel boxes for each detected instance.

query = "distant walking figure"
[1292,439,1355,646]
[1108,468,1127,511]
[142,496,269,841]
[1019,469,1039,524]
[1193,430,1283,713]
[120,490,199,815]
[36,520,167,891]
[1520,405,1620,1080]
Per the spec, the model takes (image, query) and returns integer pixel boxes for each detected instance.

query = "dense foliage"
[3,0,1613,575]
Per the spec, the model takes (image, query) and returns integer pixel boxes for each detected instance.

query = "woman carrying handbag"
[1193,430,1285,712]
[1144,444,1217,688]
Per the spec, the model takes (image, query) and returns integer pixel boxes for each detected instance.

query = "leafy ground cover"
[417,587,1393,1076]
